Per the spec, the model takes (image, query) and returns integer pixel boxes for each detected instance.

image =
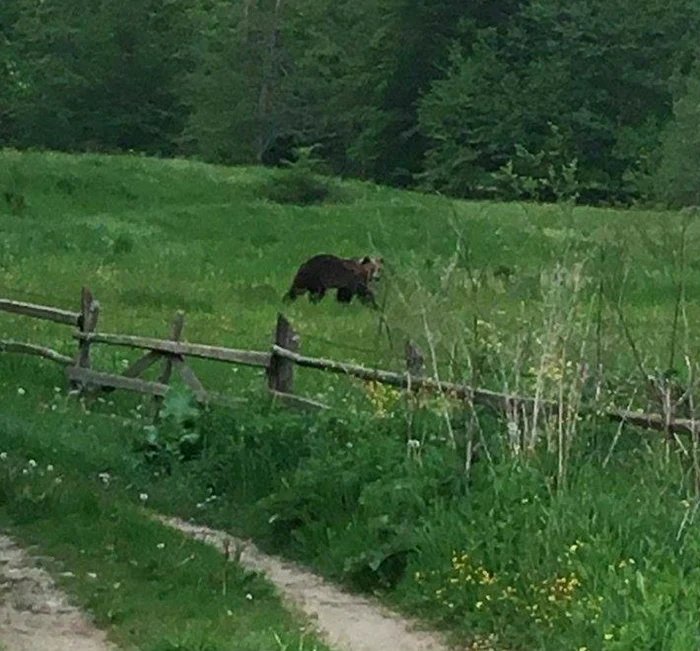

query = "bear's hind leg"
[336,287,354,304]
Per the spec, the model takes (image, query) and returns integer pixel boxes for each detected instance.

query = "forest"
[3,0,700,207]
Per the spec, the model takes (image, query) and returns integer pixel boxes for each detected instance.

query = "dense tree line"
[2,0,700,206]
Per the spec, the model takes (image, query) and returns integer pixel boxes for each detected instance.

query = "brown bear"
[284,254,384,307]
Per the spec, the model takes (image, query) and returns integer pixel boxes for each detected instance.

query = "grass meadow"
[3,148,700,650]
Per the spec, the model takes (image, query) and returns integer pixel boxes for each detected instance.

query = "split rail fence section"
[1,287,698,435]
[0,287,322,413]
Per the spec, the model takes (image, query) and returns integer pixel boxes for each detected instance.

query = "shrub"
[261,145,334,205]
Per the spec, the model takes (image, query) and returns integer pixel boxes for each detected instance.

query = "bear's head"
[358,256,384,282]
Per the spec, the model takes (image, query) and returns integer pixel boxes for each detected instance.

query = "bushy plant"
[491,126,581,204]
[261,145,334,205]
[135,384,203,469]
[1,162,28,215]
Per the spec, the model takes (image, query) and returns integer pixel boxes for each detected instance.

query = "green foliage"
[188,408,700,650]
[3,0,700,204]
[261,146,334,205]
[6,0,194,153]
[418,0,700,204]
[181,1,265,163]
[182,0,364,167]
[491,125,581,203]
[137,385,203,468]
[344,0,468,184]
[653,68,700,207]
[0,455,69,524]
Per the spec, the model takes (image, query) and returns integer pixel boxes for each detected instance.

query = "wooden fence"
[1,287,698,435]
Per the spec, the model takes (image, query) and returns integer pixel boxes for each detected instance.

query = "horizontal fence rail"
[271,345,517,411]
[0,340,74,366]
[74,332,271,367]
[272,347,700,434]
[0,298,81,327]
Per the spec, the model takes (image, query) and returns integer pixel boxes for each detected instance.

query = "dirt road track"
[1,518,455,651]
[0,534,114,651]
[160,515,453,651]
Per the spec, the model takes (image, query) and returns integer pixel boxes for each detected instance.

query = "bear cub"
[284,254,384,307]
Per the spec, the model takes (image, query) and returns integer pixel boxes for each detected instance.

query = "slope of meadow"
[3,149,700,651]
[2,148,699,406]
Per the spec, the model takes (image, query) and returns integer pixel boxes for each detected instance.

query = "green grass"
[2,147,700,410]
[3,386,700,651]
[3,148,700,651]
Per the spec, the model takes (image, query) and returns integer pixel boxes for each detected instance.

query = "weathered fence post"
[405,340,425,380]
[71,286,100,391]
[151,310,185,419]
[267,313,299,395]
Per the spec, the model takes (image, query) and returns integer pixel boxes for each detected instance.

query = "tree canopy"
[2,0,700,206]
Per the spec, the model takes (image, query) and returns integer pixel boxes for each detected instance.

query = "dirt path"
[0,518,455,651]
[0,533,114,651]
[158,515,454,651]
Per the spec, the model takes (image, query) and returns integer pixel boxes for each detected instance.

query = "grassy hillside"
[1,148,698,411]
[3,150,700,651]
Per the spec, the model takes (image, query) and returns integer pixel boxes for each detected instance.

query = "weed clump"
[1,160,28,215]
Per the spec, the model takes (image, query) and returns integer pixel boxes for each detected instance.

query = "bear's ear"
[360,256,372,265]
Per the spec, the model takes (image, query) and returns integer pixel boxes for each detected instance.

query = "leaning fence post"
[267,313,299,395]
[151,310,185,420]
[71,286,100,391]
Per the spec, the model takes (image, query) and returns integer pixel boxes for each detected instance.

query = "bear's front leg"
[336,287,354,303]
[357,285,378,309]
[310,288,326,303]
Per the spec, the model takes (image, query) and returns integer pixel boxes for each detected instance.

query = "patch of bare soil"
[158,515,455,651]
[0,533,114,651]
